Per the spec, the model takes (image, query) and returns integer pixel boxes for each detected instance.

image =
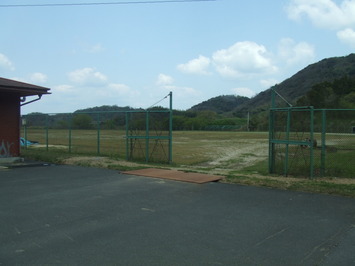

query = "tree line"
[23,108,248,131]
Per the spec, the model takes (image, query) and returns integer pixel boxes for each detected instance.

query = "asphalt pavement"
[1,164,355,265]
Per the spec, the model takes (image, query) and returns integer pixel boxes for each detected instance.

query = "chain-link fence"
[126,111,172,163]
[21,109,172,164]
[270,108,355,178]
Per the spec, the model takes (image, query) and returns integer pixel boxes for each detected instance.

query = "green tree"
[340,92,355,109]
[72,114,94,129]
[55,120,68,129]
[103,119,116,130]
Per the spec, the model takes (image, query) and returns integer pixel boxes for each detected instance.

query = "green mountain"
[296,76,355,109]
[185,54,355,116]
[24,53,355,131]
[189,95,249,114]
[235,53,355,114]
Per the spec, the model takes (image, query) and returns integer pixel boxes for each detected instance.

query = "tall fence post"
[284,109,291,176]
[145,111,149,163]
[321,109,326,177]
[310,107,314,179]
[45,114,49,151]
[268,89,276,174]
[169,91,173,164]
[125,112,129,161]
[69,114,72,153]
[97,113,100,155]
[269,109,275,174]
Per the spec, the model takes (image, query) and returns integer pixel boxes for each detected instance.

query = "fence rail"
[269,108,355,178]
[21,109,172,164]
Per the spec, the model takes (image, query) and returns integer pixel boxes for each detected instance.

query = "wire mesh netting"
[318,110,355,178]
[270,108,355,178]
[271,108,315,177]
[21,109,172,164]
[126,111,171,163]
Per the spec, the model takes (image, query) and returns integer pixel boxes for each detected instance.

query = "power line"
[0,0,215,8]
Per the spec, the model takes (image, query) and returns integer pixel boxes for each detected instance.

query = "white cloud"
[278,38,315,65]
[287,0,355,30]
[337,28,355,47]
[0,53,15,71]
[78,82,140,102]
[154,73,200,108]
[86,43,104,53]
[287,0,355,47]
[68,67,108,86]
[29,72,47,84]
[169,85,199,97]
[53,84,74,93]
[108,83,131,94]
[177,55,211,75]
[231,87,255,98]
[212,41,277,78]
[156,73,174,86]
[260,79,279,89]
[160,85,201,109]
[107,83,140,99]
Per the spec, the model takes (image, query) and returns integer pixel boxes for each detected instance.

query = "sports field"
[21,129,355,197]
[22,128,355,180]
[173,131,268,173]
[22,129,269,173]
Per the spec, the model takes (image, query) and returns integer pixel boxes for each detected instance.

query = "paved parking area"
[1,164,355,265]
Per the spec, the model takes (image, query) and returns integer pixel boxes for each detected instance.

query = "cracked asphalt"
[1,164,355,265]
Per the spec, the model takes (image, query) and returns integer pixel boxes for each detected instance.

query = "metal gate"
[268,88,355,179]
[269,106,316,178]
[21,92,173,164]
[125,92,173,164]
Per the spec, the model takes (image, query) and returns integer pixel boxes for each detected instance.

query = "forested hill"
[235,53,355,113]
[189,95,249,113]
[74,105,141,113]
[295,76,355,108]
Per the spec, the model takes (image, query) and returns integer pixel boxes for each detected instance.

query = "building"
[0,77,50,159]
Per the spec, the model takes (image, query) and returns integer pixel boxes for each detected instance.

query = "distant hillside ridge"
[189,95,249,113]
[25,53,355,120]
[235,53,355,113]
[74,105,141,113]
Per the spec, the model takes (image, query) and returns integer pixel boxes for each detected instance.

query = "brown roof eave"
[0,85,51,97]
[0,77,51,96]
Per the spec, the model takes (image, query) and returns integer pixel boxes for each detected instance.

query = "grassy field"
[21,129,355,198]
[22,129,269,168]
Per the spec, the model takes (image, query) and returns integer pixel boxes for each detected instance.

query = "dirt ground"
[62,151,355,186]
[21,131,355,189]
[203,140,268,170]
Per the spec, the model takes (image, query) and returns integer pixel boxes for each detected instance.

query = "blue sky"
[1,0,355,114]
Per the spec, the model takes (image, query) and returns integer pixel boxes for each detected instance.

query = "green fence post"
[310,107,314,179]
[170,94,173,163]
[97,113,100,155]
[268,89,276,174]
[284,109,291,176]
[69,114,72,153]
[269,109,275,174]
[46,114,49,151]
[146,111,149,163]
[125,112,129,160]
[321,109,326,177]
